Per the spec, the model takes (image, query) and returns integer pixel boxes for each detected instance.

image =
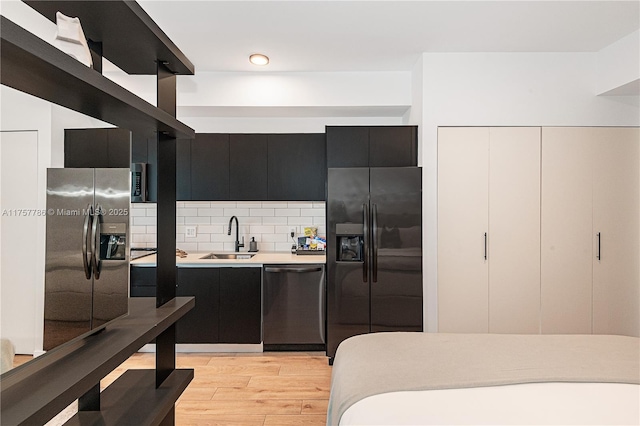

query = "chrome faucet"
[228,215,244,252]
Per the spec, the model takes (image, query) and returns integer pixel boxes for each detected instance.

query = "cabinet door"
[229,134,268,200]
[64,129,109,168]
[326,126,369,168]
[267,133,326,200]
[488,127,541,334]
[219,268,261,343]
[592,128,639,337]
[176,268,219,343]
[191,134,230,201]
[130,266,156,297]
[541,127,594,334]
[437,127,489,332]
[106,128,131,168]
[176,139,191,200]
[369,126,417,167]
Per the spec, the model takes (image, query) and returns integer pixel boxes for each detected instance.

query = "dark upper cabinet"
[229,134,268,201]
[267,133,326,201]
[191,134,230,201]
[219,267,262,344]
[326,126,369,168]
[176,139,191,201]
[176,268,219,344]
[64,128,131,168]
[326,126,417,168]
[369,126,417,167]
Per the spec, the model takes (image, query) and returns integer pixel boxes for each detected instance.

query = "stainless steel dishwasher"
[262,264,326,350]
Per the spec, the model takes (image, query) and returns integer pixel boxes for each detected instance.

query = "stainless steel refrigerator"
[44,168,130,351]
[327,167,423,361]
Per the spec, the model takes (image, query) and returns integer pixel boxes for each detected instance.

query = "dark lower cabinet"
[219,267,262,344]
[130,266,156,297]
[131,266,262,344]
[176,268,219,343]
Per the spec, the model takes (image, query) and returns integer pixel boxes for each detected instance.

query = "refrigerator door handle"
[362,204,369,283]
[372,203,378,283]
[82,204,93,279]
[91,204,102,280]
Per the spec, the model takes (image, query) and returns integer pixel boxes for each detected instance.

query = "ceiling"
[138,1,640,73]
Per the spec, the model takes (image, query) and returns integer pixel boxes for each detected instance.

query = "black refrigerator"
[326,167,423,361]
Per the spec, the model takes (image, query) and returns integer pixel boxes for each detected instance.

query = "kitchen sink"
[200,253,256,260]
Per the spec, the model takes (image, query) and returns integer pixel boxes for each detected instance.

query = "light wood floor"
[14,352,332,426]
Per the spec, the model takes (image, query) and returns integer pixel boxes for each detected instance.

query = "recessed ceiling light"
[249,54,269,66]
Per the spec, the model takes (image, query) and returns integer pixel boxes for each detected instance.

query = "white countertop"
[130,251,326,267]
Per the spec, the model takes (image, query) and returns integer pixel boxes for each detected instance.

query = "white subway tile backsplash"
[262,216,288,225]
[197,225,225,234]
[250,208,274,217]
[184,216,211,225]
[223,208,249,217]
[184,202,210,208]
[177,208,198,217]
[301,208,325,217]
[275,208,300,217]
[260,234,288,243]
[197,208,224,217]
[249,225,275,234]
[287,217,314,225]
[132,216,156,226]
[134,201,326,252]
[261,202,289,209]
[289,202,313,209]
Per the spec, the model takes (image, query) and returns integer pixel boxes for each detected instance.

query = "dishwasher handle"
[264,266,323,273]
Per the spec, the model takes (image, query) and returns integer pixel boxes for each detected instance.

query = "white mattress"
[340,382,640,425]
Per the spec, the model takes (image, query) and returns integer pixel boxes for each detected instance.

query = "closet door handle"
[484,232,488,261]
[596,232,601,261]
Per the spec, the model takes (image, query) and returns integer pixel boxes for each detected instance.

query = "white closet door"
[438,127,489,333]
[541,128,594,334]
[489,127,541,334]
[592,128,640,337]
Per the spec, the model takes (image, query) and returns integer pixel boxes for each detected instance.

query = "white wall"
[419,52,640,332]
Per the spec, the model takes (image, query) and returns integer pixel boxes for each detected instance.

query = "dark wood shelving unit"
[23,1,195,75]
[0,16,194,139]
[0,297,195,425]
[1,1,193,423]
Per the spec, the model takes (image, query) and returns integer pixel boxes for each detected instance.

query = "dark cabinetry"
[177,133,326,201]
[176,268,219,343]
[191,134,230,201]
[130,266,156,297]
[130,266,261,344]
[326,126,417,168]
[267,133,326,201]
[219,267,262,344]
[64,128,131,168]
[229,134,269,201]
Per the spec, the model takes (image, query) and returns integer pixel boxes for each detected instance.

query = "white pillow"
[54,11,93,68]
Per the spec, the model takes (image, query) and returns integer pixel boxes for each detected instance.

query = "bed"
[327,333,640,425]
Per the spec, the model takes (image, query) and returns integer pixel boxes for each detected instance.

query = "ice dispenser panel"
[100,223,127,260]
[336,223,364,261]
